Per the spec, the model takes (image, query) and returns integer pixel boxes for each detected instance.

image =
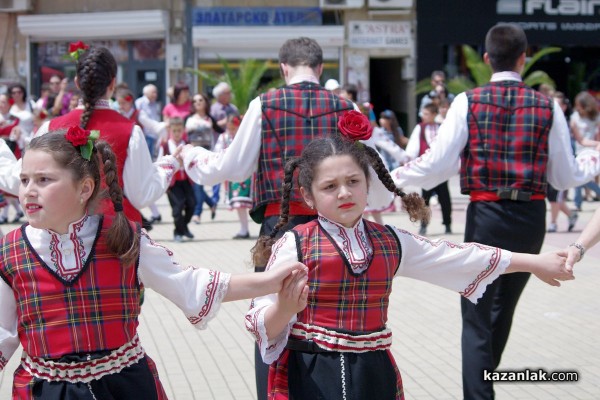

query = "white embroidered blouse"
[246,215,512,364]
[0,215,230,370]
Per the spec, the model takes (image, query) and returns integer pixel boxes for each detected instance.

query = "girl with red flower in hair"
[246,110,575,400]
[0,129,307,399]
[0,43,180,226]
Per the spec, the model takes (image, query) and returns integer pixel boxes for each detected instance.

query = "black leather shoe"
[141,217,153,231]
[184,229,195,239]
[233,232,250,239]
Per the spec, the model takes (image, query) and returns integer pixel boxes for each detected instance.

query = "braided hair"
[251,134,429,267]
[27,132,140,265]
[75,47,117,129]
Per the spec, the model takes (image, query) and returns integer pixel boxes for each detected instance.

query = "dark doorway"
[370,57,407,133]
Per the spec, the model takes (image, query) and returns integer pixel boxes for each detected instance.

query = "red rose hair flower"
[67,41,89,62]
[337,110,373,141]
[65,125,100,160]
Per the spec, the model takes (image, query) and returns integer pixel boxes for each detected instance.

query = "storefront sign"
[348,21,412,49]
[192,7,322,26]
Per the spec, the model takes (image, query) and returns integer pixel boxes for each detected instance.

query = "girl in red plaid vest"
[245,111,574,400]
[0,131,307,400]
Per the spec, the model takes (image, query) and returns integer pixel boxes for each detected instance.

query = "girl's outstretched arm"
[223,262,307,302]
[505,251,573,287]
[565,207,600,270]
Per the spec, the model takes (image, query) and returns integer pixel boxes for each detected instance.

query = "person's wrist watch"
[569,242,585,261]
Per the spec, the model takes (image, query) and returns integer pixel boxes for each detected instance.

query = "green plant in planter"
[189,57,283,114]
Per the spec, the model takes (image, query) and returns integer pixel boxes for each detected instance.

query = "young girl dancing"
[245,111,573,400]
[0,129,306,399]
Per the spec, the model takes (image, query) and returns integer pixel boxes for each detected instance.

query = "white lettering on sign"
[348,21,412,49]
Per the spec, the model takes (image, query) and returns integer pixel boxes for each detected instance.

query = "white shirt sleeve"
[137,230,231,330]
[546,102,600,190]
[245,232,299,364]
[0,139,20,195]
[391,225,512,303]
[137,109,166,139]
[0,278,19,371]
[183,97,263,185]
[122,125,179,209]
[391,93,467,190]
[370,128,411,166]
[405,125,422,160]
[31,121,179,208]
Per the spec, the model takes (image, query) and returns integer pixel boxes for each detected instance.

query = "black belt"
[286,339,332,354]
[496,188,533,201]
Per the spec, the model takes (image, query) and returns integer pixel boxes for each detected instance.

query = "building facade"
[1,0,417,129]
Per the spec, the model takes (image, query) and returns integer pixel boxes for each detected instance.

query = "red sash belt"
[264,201,317,217]
[470,190,545,202]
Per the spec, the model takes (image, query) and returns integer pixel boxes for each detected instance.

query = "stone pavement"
[1,176,599,399]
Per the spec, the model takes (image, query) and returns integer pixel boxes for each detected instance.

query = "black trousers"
[461,200,546,400]
[167,180,196,236]
[254,214,318,400]
[421,180,452,226]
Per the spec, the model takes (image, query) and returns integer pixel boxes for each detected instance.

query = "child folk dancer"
[214,115,253,239]
[245,111,573,400]
[158,117,196,242]
[405,103,453,235]
[0,130,307,399]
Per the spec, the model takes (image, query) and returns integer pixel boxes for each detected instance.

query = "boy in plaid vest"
[392,24,600,399]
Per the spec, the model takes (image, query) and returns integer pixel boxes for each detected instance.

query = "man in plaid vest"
[182,37,391,400]
[392,24,600,399]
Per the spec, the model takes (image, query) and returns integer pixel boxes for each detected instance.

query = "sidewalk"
[1,176,599,399]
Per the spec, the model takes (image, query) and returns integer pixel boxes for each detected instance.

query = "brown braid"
[96,141,140,265]
[76,47,117,129]
[363,145,430,224]
[251,158,300,267]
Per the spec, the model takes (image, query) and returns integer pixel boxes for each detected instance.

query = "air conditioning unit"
[0,0,32,12]
[320,0,365,9]
[368,0,413,8]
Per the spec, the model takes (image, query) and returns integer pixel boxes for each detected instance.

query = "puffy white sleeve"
[391,93,468,190]
[137,230,231,330]
[122,125,178,209]
[0,277,19,371]
[182,97,263,186]
[405,125,422,160]
[245,232,299,364]
[0,139,20,195]
[546,102,600,190]
[391,226,512,303]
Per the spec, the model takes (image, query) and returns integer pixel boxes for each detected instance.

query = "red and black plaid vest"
[461,81,553,194]
[252,83,354,222]
[292,219,401,333]
[49,109,140,222]
[0,217,142,359]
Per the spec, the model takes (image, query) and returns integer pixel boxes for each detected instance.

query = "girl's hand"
[530,251,574,287]
[264,262,308,293]
[179,144,195,160]
[276,268,309,316]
